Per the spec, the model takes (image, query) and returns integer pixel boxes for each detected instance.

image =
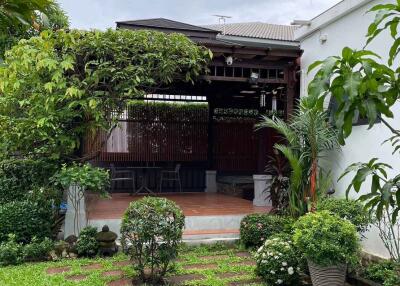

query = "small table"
[120,166,161,195]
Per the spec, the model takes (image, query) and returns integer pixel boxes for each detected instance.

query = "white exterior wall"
[296,0,398,258]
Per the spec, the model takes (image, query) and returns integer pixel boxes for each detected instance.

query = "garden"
[0,1,400,286]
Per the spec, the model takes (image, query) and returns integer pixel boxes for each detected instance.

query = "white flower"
[276,279,283,284]
[282,261,287,266]
[274,256,279,259]
[270,270,275,274]
[280,267,284,271]
[288,267,294,275]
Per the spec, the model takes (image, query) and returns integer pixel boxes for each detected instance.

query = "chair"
[159,164,182,192]
[110,164,135,195]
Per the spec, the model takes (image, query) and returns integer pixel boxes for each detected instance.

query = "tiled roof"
[203,22,297,42]
[117,18,218,33]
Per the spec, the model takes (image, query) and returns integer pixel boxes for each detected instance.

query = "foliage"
[364,260,400,286]
[307,1,400,225]
[0,200,53,244]
[76,226,99,258]
[240,213,294,248]
[120,197,185,284]
[0,29,211,161]
[293,211,360,267]
[0,1,69,58]
[375,211,400,262]
[257,97,339,216]
[22,237,53,262]
[0,158,59,204]
[0,234,23,266]
[265,153,290,214]
[317,197,371,235]
[254,235,301,285]
[51,163,109,193]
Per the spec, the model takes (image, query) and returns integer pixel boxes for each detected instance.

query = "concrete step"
[185,214,245,231]
[183,229,240,245]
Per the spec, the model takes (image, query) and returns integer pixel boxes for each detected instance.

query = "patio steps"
[183,229,240,245]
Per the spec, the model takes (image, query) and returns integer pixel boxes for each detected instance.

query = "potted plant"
[293,211,360,286]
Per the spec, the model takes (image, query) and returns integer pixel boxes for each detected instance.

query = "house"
[65,18,303,241]
[295,0,398,259]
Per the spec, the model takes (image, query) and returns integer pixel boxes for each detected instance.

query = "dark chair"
[110,164,135,195]
[159,164,182,192]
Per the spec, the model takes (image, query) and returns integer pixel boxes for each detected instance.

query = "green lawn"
[0,244,264,286]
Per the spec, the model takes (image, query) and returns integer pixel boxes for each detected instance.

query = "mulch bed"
[81,263,103,270]
[65,274,87,281]
[102,270,125,277]
[183,263,219,270]
[46,266,71,275]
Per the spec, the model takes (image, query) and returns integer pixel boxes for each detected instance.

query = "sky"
[57,0,342,30]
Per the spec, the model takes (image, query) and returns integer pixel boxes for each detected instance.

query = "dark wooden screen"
[84,103,208,162]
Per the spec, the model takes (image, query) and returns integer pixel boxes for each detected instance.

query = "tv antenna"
[213,15,232,34]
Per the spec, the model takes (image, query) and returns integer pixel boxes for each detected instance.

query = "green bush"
[76,226,99,257]
[0,158,59,204]
[0,200,53,244]
[22,237,54,262]
[121,197,185,285]
[255,234,301,285]
[293,211,360,267]
[318,197,371,234]
[0,234,23,266]
[240,214,294,248]
[364,260,400,286]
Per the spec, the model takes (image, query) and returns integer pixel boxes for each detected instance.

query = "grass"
[0,243,264,286]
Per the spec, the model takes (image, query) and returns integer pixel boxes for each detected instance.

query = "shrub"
[0,158,59,204]
[0,234,23,266]
[0,200,53,244]
[76,226,99,257]
[22,237,54,262]
[364,260,400,286]
[318,197,371,234]
[293,211,360,267]
[121,197,185,285]
[240,214,294,248]
[255,234,301,285]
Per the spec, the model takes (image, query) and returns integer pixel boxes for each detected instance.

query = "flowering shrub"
[240,214,294,248]
[255,235,301,285]
[76,226,99,257]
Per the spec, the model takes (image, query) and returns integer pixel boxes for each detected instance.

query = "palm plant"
[257,97,339,217]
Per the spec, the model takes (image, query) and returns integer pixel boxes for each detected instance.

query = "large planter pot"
[308,260,347,286]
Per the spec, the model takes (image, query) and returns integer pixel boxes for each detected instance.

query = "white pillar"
[205,170,217,193]
[253,175,273,207]
[64,185,87,237]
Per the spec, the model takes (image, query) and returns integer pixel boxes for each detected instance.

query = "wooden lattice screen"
[83,103,209,162]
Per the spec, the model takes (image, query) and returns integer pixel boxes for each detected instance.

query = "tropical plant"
[306,1,400,261]
[293,211,361,267]
[0,29,211,161]
[120,197,185,285]
[255,235,301,286]
[257,98,339,216]
[265,152,290,214]
[240,213,294,248]
[364,260,400,286]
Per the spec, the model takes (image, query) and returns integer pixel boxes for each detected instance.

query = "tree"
[307,1,400,225]
[0,0,69,58]
[257,97,339,217]
[0,29,212,161]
